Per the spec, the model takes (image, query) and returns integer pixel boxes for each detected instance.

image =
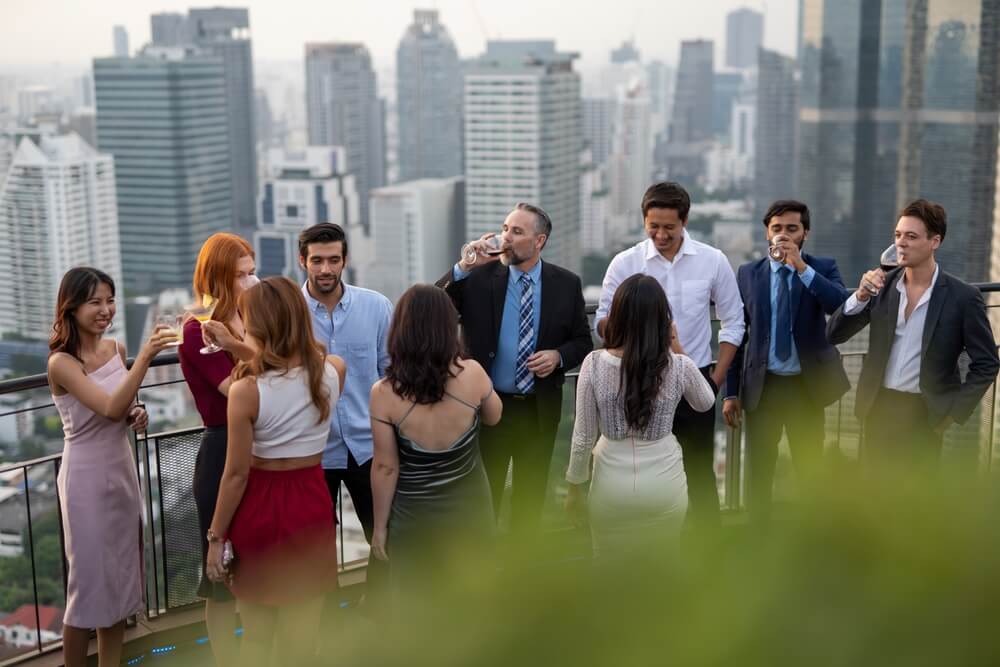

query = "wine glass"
[188,296,221,355]
[864,245,899,296]
[461,236,503,265]
[155,305,184,348]
[768,234,790,262]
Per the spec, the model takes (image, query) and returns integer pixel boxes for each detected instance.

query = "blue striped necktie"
[515,273,535,394]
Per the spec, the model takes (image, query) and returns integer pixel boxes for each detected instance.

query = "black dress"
[383,393,495,602]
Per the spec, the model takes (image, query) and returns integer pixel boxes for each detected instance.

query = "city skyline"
[2,0,796,71]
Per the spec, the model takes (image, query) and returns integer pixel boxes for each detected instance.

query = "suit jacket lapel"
[491,263,509,341]
[754,259,771,326]
[537,262,552,346]
[921,271,948,359]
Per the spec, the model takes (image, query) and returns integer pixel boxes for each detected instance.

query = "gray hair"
[514,202,552,243]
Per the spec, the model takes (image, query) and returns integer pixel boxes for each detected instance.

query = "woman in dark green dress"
[369,285,503,607]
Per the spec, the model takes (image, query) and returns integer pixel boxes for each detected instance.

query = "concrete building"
[94,47,233,292]
[464,41,583,274]
[0,132,125,343]
[367,177,465,302]
[396,9,463,181]
[305,43,386,225]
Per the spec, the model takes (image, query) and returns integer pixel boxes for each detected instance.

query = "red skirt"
[227,464,337,605]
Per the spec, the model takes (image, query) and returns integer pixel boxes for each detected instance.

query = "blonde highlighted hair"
[232,277,331,423]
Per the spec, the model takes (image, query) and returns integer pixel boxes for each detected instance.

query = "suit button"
[488,352,495,359]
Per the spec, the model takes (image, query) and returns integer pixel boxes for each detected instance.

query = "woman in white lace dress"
[566,274,715,556]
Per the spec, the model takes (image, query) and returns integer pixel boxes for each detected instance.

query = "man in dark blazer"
[723,200,851,524]
[436,203,593,537]
[827,199,999,467]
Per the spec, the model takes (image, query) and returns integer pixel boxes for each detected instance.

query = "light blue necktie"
[514,274,535,394]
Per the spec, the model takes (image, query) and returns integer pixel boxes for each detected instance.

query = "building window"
[286,205,298,218]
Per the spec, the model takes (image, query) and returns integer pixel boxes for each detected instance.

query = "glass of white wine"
[156,305,184,348]
[188,296,220,355]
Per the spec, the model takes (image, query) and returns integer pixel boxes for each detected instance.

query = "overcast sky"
[2,0,797,70]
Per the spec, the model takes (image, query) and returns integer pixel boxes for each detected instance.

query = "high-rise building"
[753,48,798,219]
[610,40,640,65]
[666,39,715,184]
[726,7,765,70]
[609,80,652,225]
[94,47,233,292]
[0,132,125,343]
[582,97,615,165]
[305,43,386,225]
[713,71,745,137]
[150,8,258,237]
[17,86,55,123]
[367,177,465,302]
[254,146,360,282]
[396,10,463,181]
[645,59,674,138]
[150,13,189,46]
[67,107,97,147]
[464,41,583,273]
[798,0,1000,284]
[112,25,129,57]
[580,145,610,254]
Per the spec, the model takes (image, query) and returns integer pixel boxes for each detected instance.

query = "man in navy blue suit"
[723,200,851,524]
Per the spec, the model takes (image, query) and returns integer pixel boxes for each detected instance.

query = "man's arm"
[725,267,750,399]
[826,294,872,345]
[557,274,595,372]
[804,259,851,314]
[594,253,625,340]
[950,289,1000,424]
[711,253,745,388]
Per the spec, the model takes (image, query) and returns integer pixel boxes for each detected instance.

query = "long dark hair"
[385,285,464,404]
[603,274,673,433]
[49,267,116,362]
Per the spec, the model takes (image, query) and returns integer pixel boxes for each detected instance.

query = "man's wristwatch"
[206,529,222,544]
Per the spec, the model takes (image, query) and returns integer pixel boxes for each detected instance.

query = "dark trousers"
[673,365,720,527]
[479,392,561,537]
[863,388,943,468]
[745,373,825,525]
[324,452,388,598]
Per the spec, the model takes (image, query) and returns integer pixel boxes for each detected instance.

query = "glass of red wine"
[865,245,899,296]
[462,236,504,265]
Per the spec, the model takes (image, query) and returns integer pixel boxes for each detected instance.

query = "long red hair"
[192,233,254,328]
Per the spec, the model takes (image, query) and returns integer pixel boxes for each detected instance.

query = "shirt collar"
[895,264,940,295]
[509,259,543,284]
[643,230,698,262]
[301,280,352,313]
[769,260,792,273]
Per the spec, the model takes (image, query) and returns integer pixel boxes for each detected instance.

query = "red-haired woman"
[47,267,176,667]
[177,233,258,664]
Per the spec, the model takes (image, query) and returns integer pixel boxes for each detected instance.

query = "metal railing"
[2,284,1000,664]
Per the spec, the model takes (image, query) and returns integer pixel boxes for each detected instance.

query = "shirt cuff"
[797,264,816,287]
[842,293,869,316]
[452,263,470,281]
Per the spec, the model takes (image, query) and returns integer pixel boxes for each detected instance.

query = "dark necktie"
[775,266,793,362]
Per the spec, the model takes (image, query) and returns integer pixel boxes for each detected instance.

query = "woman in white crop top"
[205,276,346,667]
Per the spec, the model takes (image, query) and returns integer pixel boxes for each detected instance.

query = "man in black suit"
[827,199,999,466]
[723,200,851,524]
[437,203,593,536]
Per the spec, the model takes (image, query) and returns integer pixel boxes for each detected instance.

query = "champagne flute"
[188,296,221,355]
[461,236,503,265]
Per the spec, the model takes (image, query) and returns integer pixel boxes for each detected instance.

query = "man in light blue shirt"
[298,223,392,572]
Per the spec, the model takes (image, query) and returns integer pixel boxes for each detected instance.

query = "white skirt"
[589,433,688,557]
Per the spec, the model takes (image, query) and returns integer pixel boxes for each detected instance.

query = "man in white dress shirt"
[827,199,998,467]
[596,182,745,525]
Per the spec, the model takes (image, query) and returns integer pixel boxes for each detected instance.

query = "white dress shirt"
[842,265,940,393]
[596,232,745,368]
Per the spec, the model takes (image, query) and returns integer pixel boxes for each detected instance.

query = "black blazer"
[826,268,999,424]
[436,260,593,410]
[727,254,851,411]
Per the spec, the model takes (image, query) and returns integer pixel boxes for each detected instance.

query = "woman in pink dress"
[47,267,176,667]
